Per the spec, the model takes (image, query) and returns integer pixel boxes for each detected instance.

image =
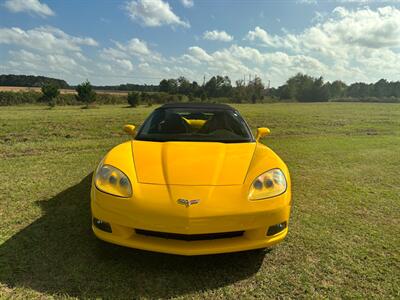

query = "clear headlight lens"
[249,168,287,200]
[95,164,132,197]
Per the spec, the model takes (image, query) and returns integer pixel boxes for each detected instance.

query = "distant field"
[0,86,129,95]
[0,103,399,299]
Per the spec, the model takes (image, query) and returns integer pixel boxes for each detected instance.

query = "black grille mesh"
[135,229,244,241]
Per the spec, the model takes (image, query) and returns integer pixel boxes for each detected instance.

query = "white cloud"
[187,46,213,61]
[4,0,54,17]
[0,26,98,53]
[99,47,134,72]
[245,26,277,46]
[114,59,134,71]
[97,37,164,79]
[122,38,151,55]
[244,26,292,48]
[7,49,90,79]
[311,11,327,23]
[0,26,98,84]
[248,6,400,51]
[182,45,328,81]
[203,30,233,42]
[105,38,162,62]
[125,0,190,27]
[100,47,127,60]
[330,6,400,48]
[180,0,194,8]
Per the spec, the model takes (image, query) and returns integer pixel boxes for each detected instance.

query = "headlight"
[95,164,132,197]
[249,168,287,200]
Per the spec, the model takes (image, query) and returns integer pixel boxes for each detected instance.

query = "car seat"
[160,113,189,134]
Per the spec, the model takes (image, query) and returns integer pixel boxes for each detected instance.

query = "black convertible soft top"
[159,102,235,110]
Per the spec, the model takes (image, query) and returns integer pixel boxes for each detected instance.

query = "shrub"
[41,83,60,107]
[76,80,96,106]
[127,92,140,107]
[0,91,127,106]
[55,94,81,105]
[150,92,176,104]
[0,91,42,106]
[96,93,126,104]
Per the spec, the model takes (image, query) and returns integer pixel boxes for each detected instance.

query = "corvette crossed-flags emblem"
[177,198,200,207]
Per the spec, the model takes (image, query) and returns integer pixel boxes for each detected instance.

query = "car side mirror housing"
[123,124,136,136]
[256,127,270,141]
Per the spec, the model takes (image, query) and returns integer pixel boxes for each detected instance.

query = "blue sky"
[1,0,400,86]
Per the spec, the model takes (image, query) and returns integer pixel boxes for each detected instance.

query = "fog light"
[93,218,112,233]
[267,221,287,236]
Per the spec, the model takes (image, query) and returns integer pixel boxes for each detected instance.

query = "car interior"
[154,111,247,137]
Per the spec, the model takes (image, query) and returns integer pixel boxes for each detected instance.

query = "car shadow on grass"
[0,173,267,299]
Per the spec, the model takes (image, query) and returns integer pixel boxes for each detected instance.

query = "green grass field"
[0,103,399,299]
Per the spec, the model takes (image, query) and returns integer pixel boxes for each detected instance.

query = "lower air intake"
[135,229,244,241]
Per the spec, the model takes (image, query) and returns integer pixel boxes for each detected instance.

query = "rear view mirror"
[123,124,136,136]
[256,127,270,141]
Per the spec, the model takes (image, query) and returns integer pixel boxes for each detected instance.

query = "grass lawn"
[0,103,399,299]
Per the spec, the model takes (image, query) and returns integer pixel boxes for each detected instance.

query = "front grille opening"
[135,229,244,241]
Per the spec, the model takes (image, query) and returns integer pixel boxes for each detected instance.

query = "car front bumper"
[91,185,291,255]
[92,224,288,256]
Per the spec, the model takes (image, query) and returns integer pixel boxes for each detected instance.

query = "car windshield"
[135,107,253,143]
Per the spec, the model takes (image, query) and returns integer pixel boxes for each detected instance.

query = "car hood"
[132,140,256,185]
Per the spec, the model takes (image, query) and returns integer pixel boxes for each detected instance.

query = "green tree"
[346,82,371,98]
[204,76,217,97]
[276,85,293,100]
[326,80,347,98]
[287,73,313,101]
[372,79,389,97]
[190,81,200,98]
[309,77,329,102]
[76,80,96,107]
[41,83,60,107]
[159,79,170,93]
[166,79,178,94]
[177,76,191,95]
[247,77,265,102]
[234,79,246,103]
[127,91,140,107]
[204,75,232,97]
[284,73,329,102]
[219,76,233,97]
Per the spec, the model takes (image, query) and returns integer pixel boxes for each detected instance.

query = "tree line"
[0,74,69,88]
[158,74,400,102]
[92,83,158,92]
[1,73,400,104]
[270,74,400,102]
[159,75,266,103]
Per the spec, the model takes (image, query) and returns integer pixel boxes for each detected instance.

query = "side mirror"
[123,124,136,136]
[256,127,270,141]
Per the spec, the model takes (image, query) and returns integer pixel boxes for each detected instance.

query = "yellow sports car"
[91,103,291,255]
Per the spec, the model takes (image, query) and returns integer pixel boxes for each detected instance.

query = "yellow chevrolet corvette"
[91,103,291,255]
